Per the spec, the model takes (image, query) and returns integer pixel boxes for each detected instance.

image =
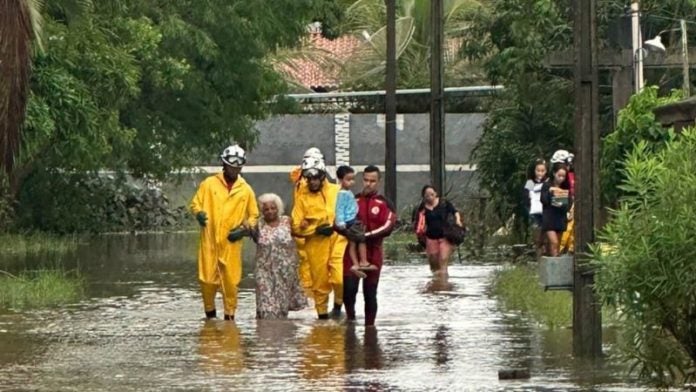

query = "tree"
[0,0,41,183]
[6,0,331,231]
[339,0,486,89]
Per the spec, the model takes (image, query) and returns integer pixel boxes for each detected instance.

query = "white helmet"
[220,144,246,167]
[301,156,326,178]
[303,147,324,160]
[566,153,575,165]
[550,149,570,164]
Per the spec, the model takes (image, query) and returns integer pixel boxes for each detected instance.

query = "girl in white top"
[524,159,548,259]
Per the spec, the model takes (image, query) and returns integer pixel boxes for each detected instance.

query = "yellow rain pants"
[290,167,313,295]
[561,218,575,254]
[291,180,345,315]
[190,173,259,317]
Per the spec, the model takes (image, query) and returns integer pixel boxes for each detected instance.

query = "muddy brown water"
[0,233,642,391]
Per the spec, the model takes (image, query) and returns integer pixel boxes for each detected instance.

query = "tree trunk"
[0,0,33,178]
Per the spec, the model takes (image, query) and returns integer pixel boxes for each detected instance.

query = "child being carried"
[335,166,377,279]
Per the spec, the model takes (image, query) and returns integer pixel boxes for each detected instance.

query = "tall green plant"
[601,86,681,206]
[593,132,696,386]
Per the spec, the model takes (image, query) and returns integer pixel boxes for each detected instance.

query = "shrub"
[592,129,696,386]
[16,170,188,233]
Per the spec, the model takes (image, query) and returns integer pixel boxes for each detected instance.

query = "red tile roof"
[280,29,361,90]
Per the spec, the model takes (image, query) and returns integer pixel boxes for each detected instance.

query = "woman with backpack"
[413,185,464,276]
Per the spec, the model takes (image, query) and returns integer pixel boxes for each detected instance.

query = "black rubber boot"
[330,304,342,319]
[317,313,329,320]
[205,310,217,319]
[223,314,234,321]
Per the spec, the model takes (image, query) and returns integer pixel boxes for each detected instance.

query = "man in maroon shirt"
[341,165,397,326]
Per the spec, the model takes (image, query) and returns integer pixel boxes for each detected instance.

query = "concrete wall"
[165,113,486,213]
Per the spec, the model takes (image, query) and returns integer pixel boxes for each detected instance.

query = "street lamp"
[635,20,690,96]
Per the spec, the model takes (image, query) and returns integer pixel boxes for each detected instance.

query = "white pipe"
[284,85,504,100]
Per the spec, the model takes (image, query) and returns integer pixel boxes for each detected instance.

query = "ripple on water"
[0,262,643,391]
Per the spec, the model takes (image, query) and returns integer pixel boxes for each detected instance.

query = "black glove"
[196,211,208,227]
[227,227,249,243]
[315,224,334,237]
[249,227,260,243]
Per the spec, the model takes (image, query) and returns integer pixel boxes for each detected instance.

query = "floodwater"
[0,233,642,391]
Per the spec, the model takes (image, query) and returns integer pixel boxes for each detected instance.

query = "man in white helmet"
[289,147,327,296]
[190,144,259,320]
[291,154,347,319]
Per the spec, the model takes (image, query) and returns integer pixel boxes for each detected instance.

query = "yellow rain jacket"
[190,173,259,285]
[290,167,312,293]
[291,179,346,314]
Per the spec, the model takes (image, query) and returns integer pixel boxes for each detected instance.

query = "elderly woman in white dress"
[255,193,307,319]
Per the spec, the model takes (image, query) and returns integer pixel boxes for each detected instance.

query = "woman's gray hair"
[258,193,284,216]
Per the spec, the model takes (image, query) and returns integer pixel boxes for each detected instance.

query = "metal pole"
[631,1,643,92]
[385,0,397,206]
[681,19,690,96]
[430,0,445,194]
[573,0,603,358]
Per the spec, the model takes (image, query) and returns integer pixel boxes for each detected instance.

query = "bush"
[592,129,696,386]
[16,170,188,233]
[601,86,681,206]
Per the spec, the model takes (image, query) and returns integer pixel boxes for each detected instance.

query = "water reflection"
[433,325,451,368]
[198,320,245,374]
[344,325,384,372]
[300,323,345,380]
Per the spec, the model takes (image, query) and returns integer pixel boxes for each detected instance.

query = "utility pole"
[385,0,397,206]
[681,19,690,96]
[573,0,603,358]
[631,1,643,92]
[430,0,445,193]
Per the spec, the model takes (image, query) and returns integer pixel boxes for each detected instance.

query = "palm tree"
[340,0,486,89]
[0,0,42,180]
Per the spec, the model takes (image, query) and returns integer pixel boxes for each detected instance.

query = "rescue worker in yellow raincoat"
[289,148,325,296]
[190,144,259,321]
[291,156,347,319]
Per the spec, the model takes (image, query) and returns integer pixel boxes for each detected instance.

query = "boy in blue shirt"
[335,166,374,278]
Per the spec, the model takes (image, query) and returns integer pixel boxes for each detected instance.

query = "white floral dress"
[255,216,308,319]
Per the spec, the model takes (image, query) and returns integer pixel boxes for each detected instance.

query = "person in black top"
[412,185,463,276]
[540,164,571,256]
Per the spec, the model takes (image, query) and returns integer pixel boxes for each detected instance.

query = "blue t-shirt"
[335,189,358,226]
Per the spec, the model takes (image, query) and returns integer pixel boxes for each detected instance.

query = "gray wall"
[165,113,486,214]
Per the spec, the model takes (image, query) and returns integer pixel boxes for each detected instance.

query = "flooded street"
[0,234,641,391]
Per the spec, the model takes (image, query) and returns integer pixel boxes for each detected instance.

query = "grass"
[0,233,79,257]
[0,270,85,309]
[490,264,573,329]
[384,230,421,262]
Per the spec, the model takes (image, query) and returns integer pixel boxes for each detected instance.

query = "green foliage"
[16,170,188,233]
[0,175,15,232]
[0,233,78,257]
[16,0,325,189]
[592,130,696,386]
[0,269,84,309]
[490,264,572,329]
[463,0,573,236]
[601,86,681,206]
